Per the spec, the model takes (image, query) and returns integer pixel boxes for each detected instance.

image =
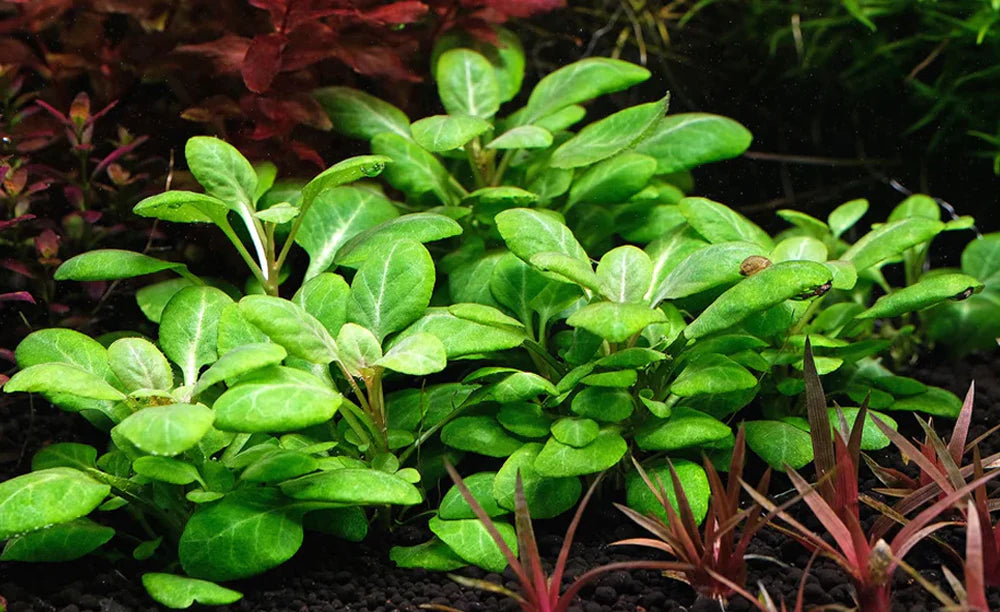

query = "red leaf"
[332,37,422,82]
[242,33,288,94]
[0,291,35,305]
[34,228,59,259]
[175,35,252,74]
[0,348,14,363]
[462,0,564,19]
[0,214,35,232]
[365,2,430,24]
[0,259,35,278]
[289,141,326,169]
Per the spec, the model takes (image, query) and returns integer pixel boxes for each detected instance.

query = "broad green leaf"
[533,428,627,477]
[568,152,658,206]
[336,323,383,374]
[827,408,897,450]
[214,366,341,432]
[498,402,552,438]
[925,291,1000,354]
[448,303,523,329]
[571,387,634,422]
[428,515,516,573]
[652,241,764,302]
[242,450,318,483]
[841,217,945,271]
[292,274,350,339]
[551,417,599,447]
[486,125,552,149]
[439,472,505,519]
[580,369,638,388]
[962,233,1000,285]
[389,539,467,571]
[490,252,549,324]
[771,236,828,263]
[15,328,110,376]
[635,408,731,451]
[371,132,455,205]
[495,208,588,264]
[347,239,435,342]
[396,309,525,358]
[0,468,110,539]
[887,387,962,417]
[132,190,229,224]
[889,194,939,222]
[828,199,868,238]
[160,286,233,386]
[295,186,399,280]
[744,420,813,470]
[108,337,172,392]
[133,456,202,485]
[238,295,338,364]
[281,468,421,505]
[314,86,411,140]
[441,416,523,457]
[300,155,390,208]
[386,383,474,431]
[522,58,650,124]
[432,26,524,103]
[335,213,462,268]
[55,250,189,281]
[254,202,298,224]
[143,573,243,608]
[596,245,652,303]
[778,209,829,238]
[31,443,97,471]
[436,49,500,118]
[179,488,303,581]
[194,343,286,396]
[412,115,491,152]
[671,354,756,396]
[533,104,586,132]
[378,333,447,375]
[465,187,539,212]
[1,518,114,562]
[216,303,269,355]
[3,363,125,401]
[858,273,984,319]
[137,278,197,324]
[527,167,573,202]
[253,161,277,202]
[566,302,666,343]
[115,403,214,456]
[684,261,832,339]
[644,225,710,304]
[625,459,709,523]
[185,137,256,209]
[634,113,752,174]
[494,443,582,518]
[679,197,773,249]
[550,96,667,169]
[529,252,600,292]
[485,371,557,403]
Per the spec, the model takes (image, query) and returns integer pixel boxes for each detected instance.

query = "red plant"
[436,461,675,612]
[612,427,774,602]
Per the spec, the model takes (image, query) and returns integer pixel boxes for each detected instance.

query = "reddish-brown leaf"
[242,33,288,94]
[175,35,253,75]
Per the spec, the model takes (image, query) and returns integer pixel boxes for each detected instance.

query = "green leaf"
[771,236,828,263]
[635,408,731,451]
[645,226,710,304]
[858,273,984,319]
[679,197,773,249]
[634,113,753,174]
[889,194,939,222]
[1,518,114,562]
[371,132,455,205]
[551,417,599,447]
[143,573,243,608]
[55,250,190,281]
[486,125,552,149]
[428,515,516,573]
[300,155,390,208]
[571,387,634,422]
[841,217,945,271]
[194,342,287,395]
[389,539,467,571]
[744,420,813,470]
[15,328,110,376]
[396,309,525,358]
[580,369,638,388]
[214,366,341,432]
[254,202,298,224]
[529,252,599,292]
[386,383,474,430]
[347,239,435,342]
[133,456,203,485]
[411,115,491,152]
[160,286,233,386]
[334,212,462,268]
[671,354,757,396]
[684,261,832,339]
[596,245,652,303]
[483,370,557,402]
[136,278,194,324]
[962,233,1000,285]
[887,387,962,417]
[179,488,303,581]
[439,472,505,519]
[114,403,214,456]
[566,302,666,343]
[448,303,523,329]
[238,295,338,364]
[651,241,765,302]
[533,104,586,132]
[778,209,830,238]
[495,208,588,264]
[497,402,552,438]
[534,428,627,477]
[3,363,125,401]
[378,333,447,375]
[289,274,348,338]
[336,323,383,374]
[441,416,523,457]
[31,443,97,471]
[522,58,650,124]
[241,450,318,483]
[625,459,710,523]
[185,137,257,209]
[132,191,229,224]
[828,408,897,450]
[494,443,582,518]
[550,96,667,169]
[281,468,422,505]
[436,49,500,118]
[314,86,411,140]
[828,199,868,238]
[0,468,110,539]
[108,337,172,392]
[568,152,658,206]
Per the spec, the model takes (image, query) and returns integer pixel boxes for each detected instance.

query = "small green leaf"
[571,387,634,422]
[671,354,757,396]
[0,468,110,539]
[160,286,234,386]
[679,197,773,249]
[143,573,243,608]
[378,333,447,375]
[314,86,411,140]
[651,241,765,302]
[828,199,868,238]
[550,96,667,169]
[841,217,945,271]
[533,104,586,132]
[396,309,525,358]
[432,26,524,103]
[887,387,963,417]
[568,152,658,206]
[529,252,600,291]
[412,115,491,152]
[347,239,435,342]
[580,369,638,388]
[133,456,203,485]
[771,236,828,263]
[242,450,319,483]
[439,472,505,519]
[300,155,390,207]
[55,250,190,281]
[635,408,731,451]
[336,323,383,374]
[436,49,500,118]
[522,58,650,124]
[371,132,456,205]
[486,125,552,149]
[114,403,214,456]
[2,518,114,562]
[634,113,752,174]
[550,417,599,447]
[292,273,350,337]
[778,209,829,238]
[596,245,652,303]
[335,212,462,268]
[254,202,298,224]
[645,226,710,304]
[214,366,341,432]
[132,191,229,224]
[625,459,710,523]
[195,343,287,395]
[533,428,627,477]
[497,402,553,438]
[238,295,338,364]
[389,539,467,571]
[963,233,1000,285]
[494,443,582,518]
[31,443,97,471]
[185,137,257,209]
[108,337,172,392]
[858,273,984,319]
[281,468,422,505]
[441,416,523,457]
[3,363,125,401]
[428,515,516,573]
[448,302,523,329]
[566,302,666,343]
[744,420,813,470]
[496,208,589,265]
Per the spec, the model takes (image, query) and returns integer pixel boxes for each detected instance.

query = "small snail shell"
[740,255,772,277]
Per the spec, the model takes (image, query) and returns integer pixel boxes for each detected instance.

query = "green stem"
[217,217,267,287]
[790,295,826,335]
[523,338,567,378]
[274,195,317,273]
[466,139,488,189]
[493,150,515,185]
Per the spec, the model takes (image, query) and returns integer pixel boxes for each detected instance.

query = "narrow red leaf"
[242,33,287,94]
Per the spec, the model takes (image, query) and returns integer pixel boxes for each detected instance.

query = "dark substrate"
[1,350,999,612]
